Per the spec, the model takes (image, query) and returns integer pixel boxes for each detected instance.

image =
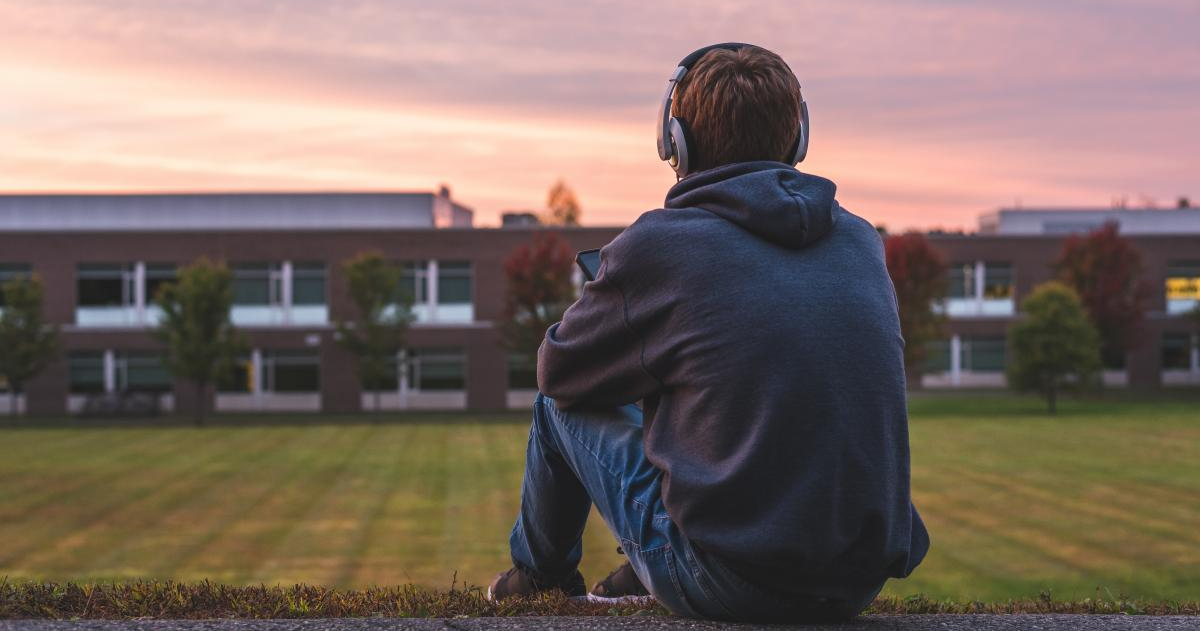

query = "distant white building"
[0,186,473,232]
[979,205,1200,236]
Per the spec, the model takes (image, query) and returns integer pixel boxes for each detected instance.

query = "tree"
[1055,222,1151,370]
[154,258,246,426]
[502,233,576,370]
[884,231,948,386]
[335,252,411,414]
[0,275,59,416]
[1007,282,1102,413]
[545,179,581,226]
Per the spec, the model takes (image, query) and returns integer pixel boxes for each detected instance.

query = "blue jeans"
[509,394,875,621]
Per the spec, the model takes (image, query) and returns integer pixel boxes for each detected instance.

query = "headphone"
[656,42,810,179]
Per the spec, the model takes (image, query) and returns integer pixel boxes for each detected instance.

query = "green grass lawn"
[1,394,1197,602]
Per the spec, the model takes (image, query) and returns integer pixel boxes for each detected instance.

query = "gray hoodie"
[538,161,928,599]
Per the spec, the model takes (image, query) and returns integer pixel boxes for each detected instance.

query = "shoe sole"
[586,593,657,605]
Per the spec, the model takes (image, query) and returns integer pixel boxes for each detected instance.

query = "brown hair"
[673,46,803,173]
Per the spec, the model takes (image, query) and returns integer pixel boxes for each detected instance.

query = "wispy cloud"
[1,0,1197,228]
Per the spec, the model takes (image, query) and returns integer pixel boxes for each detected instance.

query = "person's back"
[489,43,928,622]
[539,161,927,603]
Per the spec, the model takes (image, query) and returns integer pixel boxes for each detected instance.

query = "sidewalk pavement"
[2,616,1197,631]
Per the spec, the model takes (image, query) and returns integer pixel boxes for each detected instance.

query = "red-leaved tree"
[1055,222,1151,369]
[502,233,577,362]
[885,231,948,385]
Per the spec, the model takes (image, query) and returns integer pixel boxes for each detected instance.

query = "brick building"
[0,193,1197,416]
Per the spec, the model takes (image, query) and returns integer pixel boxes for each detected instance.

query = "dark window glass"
[399,262,428,304]
[983,263,1014,299]
[269,351,320,392]
[144,264,177,304]
[292,263,326,305]
[963,337,1006,372]
[408,349,465,391]
[1162,333,1192,370]
[923,340,952,373]
[0,264,32,308]
[946,264,975,299]
[437,261,472,304]
[364,354,401,392]
[508,354,538,389]
[232,263,278,305]
[68,352,106,394]
[77,264,132,307]
[217,356,253,393]
[118,352,172,392]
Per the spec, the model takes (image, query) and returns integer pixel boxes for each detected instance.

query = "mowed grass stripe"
[89,426,317,580]
[14,427,284,578]
[328,424,428,587]
[233,427,377,586]
[335,425,428,588]
[0,429,184,524]
[246,425,385,585]
[2,396,1198,600]
[0,429,214,570]
[168,427,370,584]
[439,422,522,589]
[343,424,449,587]
[943,465,1200,554]
[147,426,352,581]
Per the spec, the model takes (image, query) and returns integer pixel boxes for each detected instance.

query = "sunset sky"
[1,1,1196,229]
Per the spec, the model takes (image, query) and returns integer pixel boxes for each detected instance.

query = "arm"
[537,252,665,410]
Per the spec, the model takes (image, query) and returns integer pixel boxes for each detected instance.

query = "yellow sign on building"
[1166,277,1200,300]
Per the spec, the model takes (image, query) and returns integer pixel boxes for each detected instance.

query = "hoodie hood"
[665,161,836,249]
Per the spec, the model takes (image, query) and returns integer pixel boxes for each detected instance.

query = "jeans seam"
[683,543,737,619]
[648,544,696,618]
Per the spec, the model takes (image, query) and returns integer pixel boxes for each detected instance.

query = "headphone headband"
[676,42,750,69]
[657,42,809,179]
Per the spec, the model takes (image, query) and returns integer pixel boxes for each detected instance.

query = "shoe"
[486,566,587,601]
[588,560,655,604]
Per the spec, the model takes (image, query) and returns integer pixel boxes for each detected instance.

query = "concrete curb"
[2,616,1198,631]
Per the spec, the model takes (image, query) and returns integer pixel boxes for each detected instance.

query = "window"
[363,355,402,392]
[116,352,172,392]
[437,261,472,304]
[292,263,327,305]
[946,264,975,299]
[0,264,31,308]
[1166,261,1200,314]
[923,340,952,374]
[1162,333,1193,371]
[232,263,282,306]
[266,351,320,393]
[217,356,254,393]
[399,262,430,304]
[408,349,465,391]
[982,263,1014,299]
[962,337,1006,372]
[508,354,539,389]
[68,352,106,394]
[144,264,176,304]
[77,264,134,307]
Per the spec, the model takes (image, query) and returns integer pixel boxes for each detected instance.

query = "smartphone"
[575,248,601,281]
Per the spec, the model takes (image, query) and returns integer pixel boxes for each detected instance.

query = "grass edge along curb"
[1,581,1197,619]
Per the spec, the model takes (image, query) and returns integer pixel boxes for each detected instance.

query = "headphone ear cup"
[670,117,695,177]
[791,101,810,165]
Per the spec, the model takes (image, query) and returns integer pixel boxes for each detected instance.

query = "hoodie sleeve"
[536,229,669,410]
